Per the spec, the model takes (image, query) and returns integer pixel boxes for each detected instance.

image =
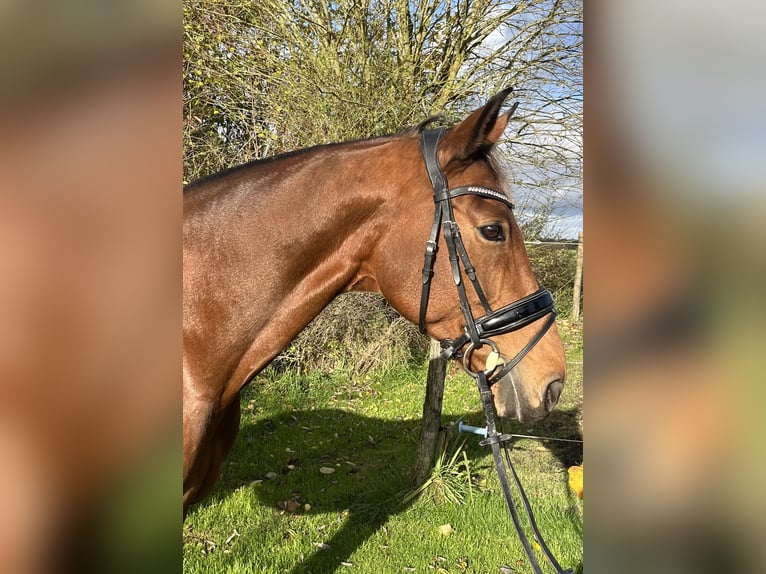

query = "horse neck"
[184,137,414,391]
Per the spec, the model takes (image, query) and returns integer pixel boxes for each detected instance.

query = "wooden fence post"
[571,231,583,322]
[412,339,447,485]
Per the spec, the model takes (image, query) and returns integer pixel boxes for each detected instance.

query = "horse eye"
[479,224,505,242]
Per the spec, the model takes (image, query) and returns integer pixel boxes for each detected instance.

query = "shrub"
[526,243,581,318]
[268,292,428,377]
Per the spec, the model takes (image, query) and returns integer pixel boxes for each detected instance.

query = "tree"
[182,0,582,369]
[184,0,582,240]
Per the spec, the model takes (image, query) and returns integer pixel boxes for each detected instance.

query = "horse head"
[369,90,566,423]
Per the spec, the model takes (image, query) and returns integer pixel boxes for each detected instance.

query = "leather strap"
[442,288,555,361]
[442,219,483,346]
[448,185,515,211]
[418,203,444,333]
[489,311,557,384]
[474,370,573,574]
[418,128,447,333]
[420,128,447,200]
[479,288,554,335]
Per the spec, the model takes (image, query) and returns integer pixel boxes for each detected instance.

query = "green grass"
[183,321,583,573]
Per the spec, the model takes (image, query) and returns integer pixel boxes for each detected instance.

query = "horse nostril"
[544,379,564,413]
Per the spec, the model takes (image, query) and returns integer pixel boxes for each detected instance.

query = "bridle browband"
[417,126,557,384]
[417,124,573,574]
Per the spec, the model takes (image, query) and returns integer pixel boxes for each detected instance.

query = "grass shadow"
[188,405,582,573]
[199,408,434,573]
[502,407,584,540]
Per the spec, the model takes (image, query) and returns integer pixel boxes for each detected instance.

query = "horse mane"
[399,115,443,135]
[184,114,508,193]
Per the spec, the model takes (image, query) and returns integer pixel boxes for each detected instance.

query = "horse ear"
[439,88,515,165]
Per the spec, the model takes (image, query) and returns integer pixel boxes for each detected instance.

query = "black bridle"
[418,126,573,574]
[417,126,557,380]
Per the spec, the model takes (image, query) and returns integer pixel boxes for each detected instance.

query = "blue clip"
[458,422,488,437]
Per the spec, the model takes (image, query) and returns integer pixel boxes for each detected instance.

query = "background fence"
[525,233,583,321]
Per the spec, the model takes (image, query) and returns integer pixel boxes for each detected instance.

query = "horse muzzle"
[493,373,565,423]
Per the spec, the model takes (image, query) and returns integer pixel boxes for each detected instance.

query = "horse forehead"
[451,159,503,186]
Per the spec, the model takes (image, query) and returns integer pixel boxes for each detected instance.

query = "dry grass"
[268,292,429,377]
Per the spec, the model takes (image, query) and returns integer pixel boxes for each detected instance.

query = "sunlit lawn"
[183,321,582,573]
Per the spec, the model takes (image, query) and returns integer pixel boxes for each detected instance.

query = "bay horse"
[183,89,566,512]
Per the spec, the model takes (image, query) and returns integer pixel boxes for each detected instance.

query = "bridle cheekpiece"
[417,126,557,383]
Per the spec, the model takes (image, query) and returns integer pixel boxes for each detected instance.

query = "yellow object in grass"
[567,465,583,499]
